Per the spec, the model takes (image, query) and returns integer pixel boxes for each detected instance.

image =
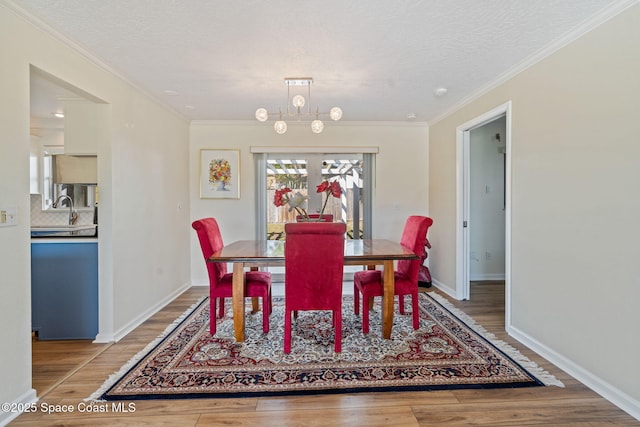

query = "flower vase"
[296,214,333,222]
[216,181,226,191]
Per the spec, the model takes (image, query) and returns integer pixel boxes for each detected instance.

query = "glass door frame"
[252,146,377,243]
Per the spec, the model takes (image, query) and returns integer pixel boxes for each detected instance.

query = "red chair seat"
[353,216,433,335]
[353,269,417,334]
[192,218,272,335]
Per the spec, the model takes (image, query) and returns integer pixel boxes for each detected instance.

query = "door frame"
[455,101,512,323]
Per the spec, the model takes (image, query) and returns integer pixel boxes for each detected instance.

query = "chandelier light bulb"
[292,94,305,109]
[256,78,343,133]
[311,119,324,134]
[255,108,268,122]
[329,107,343,121]
[274,120,288,134]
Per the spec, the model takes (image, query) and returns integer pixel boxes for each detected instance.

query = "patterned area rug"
[89,292,562,400]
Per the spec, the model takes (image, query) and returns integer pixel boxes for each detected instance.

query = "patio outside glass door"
[266,153,366,240]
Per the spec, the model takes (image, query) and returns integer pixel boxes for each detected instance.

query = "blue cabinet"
[31,241,98,340]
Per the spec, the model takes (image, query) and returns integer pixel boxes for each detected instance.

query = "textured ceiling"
[11,0,617,123]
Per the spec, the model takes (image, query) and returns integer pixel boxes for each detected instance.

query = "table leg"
[367,265,376,310]
[382,260,394,339]
[232,262,245,342]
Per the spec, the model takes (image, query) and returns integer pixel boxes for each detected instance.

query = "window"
[262,153,372,240]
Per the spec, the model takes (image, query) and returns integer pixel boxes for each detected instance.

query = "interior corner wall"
[188,122,429,285]
[0,3,190,415]
[0,5,34,413]
[428,4,640,414]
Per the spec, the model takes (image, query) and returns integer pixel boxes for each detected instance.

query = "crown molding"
[428,0,640,126]
[1,0,190,123]
[190,120,427,127]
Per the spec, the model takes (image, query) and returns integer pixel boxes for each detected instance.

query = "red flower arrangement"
[273,179,342,221]
[273,187,309,218]
[316,180,342,218]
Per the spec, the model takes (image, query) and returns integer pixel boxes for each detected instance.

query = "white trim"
[94,282,191,343]
[86,297,207,402]
[250,146,379,154]
[455,101,512,319]
[429,0,639,126]
[430,278,458,301]
[429,292,563,387]
[1,0,190,123]
[470,274,506,281]
[508,324,640,420]
[0,388,37,427]
[191,120,426,128]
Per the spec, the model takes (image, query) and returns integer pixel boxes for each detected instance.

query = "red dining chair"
[284,222,346,353]
[353,216,433,334]
[192,218,272,335]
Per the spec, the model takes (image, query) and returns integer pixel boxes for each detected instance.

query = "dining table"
[207,239,418,342]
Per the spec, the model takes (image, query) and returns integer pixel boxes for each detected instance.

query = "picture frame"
[199,149,240,199]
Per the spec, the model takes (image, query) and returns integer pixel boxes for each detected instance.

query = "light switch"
[0,206,18,227]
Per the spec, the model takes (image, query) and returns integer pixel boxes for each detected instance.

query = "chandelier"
[255,77,343,134]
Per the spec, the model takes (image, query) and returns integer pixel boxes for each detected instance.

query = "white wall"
[429,4,640,417]
[469,118,506,280]
[0,4,190,419]
[189,121,429,285]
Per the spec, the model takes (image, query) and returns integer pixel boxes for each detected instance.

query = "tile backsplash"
[30,194,95,226]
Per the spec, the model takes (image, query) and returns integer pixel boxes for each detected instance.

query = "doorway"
[456,102,512,323]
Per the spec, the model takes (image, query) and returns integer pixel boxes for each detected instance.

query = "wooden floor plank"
[12,282,638,426]
[196,406,420,427]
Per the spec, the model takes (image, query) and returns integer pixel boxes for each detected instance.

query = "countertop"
[31,224,97,240]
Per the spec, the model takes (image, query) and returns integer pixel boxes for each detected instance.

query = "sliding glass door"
[265,153,368,240]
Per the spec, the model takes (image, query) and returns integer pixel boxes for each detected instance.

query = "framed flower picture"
[200,149,240,199]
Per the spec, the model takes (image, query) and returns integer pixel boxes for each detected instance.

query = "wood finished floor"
[13,281,639,426]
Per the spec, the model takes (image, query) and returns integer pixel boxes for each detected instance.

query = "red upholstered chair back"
[397,216,434,282]
[284,222,346,310]
[191,218,227,286]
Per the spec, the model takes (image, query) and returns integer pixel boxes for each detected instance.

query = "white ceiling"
[13,0,618,123]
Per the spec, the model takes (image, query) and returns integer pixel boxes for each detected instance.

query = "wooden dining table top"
[207,239,419,265]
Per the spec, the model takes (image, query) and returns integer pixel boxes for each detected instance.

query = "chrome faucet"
[53,195,79,225]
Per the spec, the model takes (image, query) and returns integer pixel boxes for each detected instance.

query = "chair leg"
[334,310,342,353]
[284,309,292,354]
[262,294,270,333]
[354,283,360,315]
[398,294,405,314]
[411,291,419,330]
[219,297,225,318]
[210,298,217,335]
[362,293,370,334]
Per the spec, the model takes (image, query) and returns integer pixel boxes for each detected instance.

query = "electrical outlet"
[485,251,491,260]
[0,206,18,227]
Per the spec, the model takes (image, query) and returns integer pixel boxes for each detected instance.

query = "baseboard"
[470,273,505,281]
[507,324,640,421]
[431,279,461,300]
[110,282,192,342]
[0,388,37,427]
